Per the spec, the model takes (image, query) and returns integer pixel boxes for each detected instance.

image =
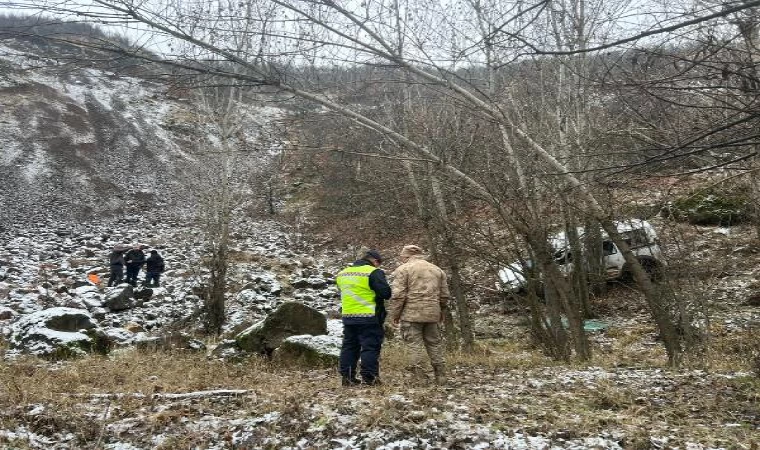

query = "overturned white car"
[498,219,664,293]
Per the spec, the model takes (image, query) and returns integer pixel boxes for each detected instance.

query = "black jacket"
[342,259,392,325]
[146,254,165,273]
[124,249,146,267]
[109,251,125,267]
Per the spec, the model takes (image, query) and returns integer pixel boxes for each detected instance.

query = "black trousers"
[125,264,141,285]
[144,271,161,286]
[339,322,384,382]
[108,265,124,286]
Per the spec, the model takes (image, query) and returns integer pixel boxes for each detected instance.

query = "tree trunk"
[565,214,593,320]
[600,220,682,365]
[528,228,590,360]
[448,259,474,352]
[542,280,571,361]
[431,171,476,351]
[584,221,607,299]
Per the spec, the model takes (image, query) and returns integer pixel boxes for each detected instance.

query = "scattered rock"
[90,307,108,320]
[0,306,17,320]
[72,285,99,297]
[291,277,328,289]
[135,332,206,351]
[104,285,135,311]
[236,302,327,354]
[124,322,145,333]
[745,292,760,307]
[71,280,92,289]
[134,288,153,301]
[210,339,244,359]
[104,327,135,345]
[298,256,315,267]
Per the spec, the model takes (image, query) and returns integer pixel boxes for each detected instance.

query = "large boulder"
[273,334,341,367]
[104,285,134,311]
[8,307,108,357]
[236,302,327,354]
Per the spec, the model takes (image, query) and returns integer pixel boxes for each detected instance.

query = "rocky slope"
[0,214,345,356]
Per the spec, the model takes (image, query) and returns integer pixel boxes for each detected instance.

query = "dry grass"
[0,331,757,448]
[0,302,758,448]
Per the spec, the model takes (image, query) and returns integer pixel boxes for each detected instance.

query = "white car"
[498,219,663,293]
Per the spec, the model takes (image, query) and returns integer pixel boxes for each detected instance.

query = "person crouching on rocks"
[336,247,392,387]
[124,245,146,287]
[107,246,127,287]
[143,250,165,287]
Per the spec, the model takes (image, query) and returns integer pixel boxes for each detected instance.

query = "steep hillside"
[0,38,279,227]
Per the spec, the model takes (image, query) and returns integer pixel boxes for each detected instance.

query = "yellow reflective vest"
[336,264,377,318]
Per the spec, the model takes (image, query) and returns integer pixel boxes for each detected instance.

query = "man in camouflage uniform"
[389,245,450,385]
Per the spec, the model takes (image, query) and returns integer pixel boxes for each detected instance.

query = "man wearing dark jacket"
[124,245,146,287]
[336,248,392,386]
[107,248,126,287]
[143,250,165,287]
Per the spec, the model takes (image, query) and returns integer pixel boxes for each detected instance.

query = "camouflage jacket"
[388,256,450,323]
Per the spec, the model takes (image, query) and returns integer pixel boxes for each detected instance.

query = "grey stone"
[291,277,328,290]
[273,334,341,367]
[71,280,91,289]
[104,285,134,311]
[0,306,17,320]
[134,288,153,303]
[91,307,108,320]
[135,332,206,351]
[210,339,244,359]
[236,302,327,354]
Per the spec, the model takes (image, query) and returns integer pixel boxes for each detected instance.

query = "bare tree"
[8,0,760,363]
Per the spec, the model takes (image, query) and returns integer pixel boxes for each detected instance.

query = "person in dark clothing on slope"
[143,250,165,287]
[124,245,146,287]
[336,247,392,387]
[107,247,127,287]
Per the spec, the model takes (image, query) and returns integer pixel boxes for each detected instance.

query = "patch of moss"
[666,189,750,225]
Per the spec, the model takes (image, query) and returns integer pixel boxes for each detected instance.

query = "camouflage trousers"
[400,321,445,371]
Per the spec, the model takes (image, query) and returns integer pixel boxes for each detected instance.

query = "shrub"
[665,189,750,226]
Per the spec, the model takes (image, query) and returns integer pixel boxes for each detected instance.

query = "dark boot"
[341,376,361,387]
[433,364,447,386]
[362,377,382,386]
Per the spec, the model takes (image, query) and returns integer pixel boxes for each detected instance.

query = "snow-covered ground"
[0,215,342,354]
[0,358,751,449]
[0,40,283,226]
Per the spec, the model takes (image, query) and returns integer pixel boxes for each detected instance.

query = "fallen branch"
[60,389,251,400]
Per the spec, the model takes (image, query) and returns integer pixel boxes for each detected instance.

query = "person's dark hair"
[364,249,382,262]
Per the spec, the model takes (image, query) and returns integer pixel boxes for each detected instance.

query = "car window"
[602,240,617,255]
